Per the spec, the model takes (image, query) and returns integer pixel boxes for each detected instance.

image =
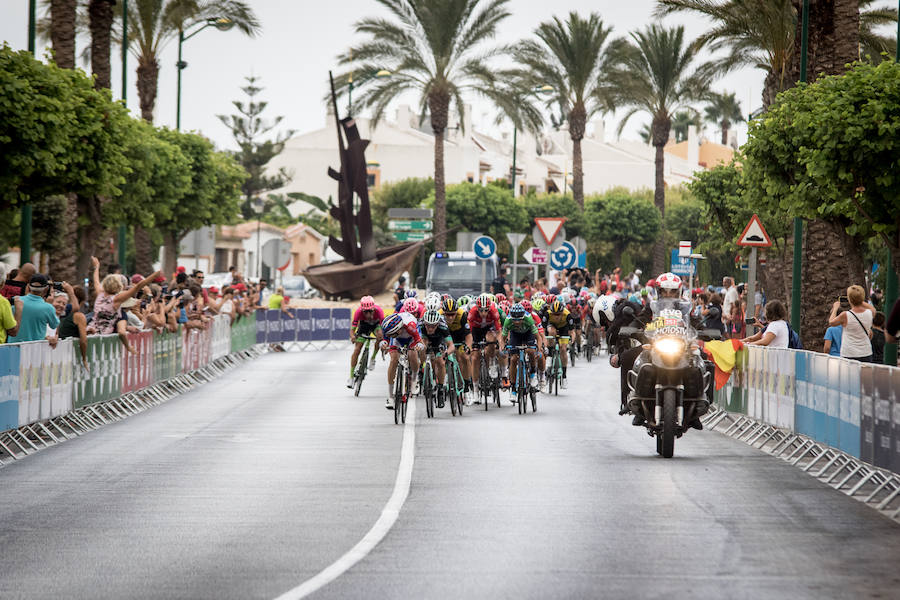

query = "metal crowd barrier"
[707,346,900,520]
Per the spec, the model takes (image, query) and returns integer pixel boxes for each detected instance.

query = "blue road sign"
[670,249,695,276]
[473,235,497,259]
[550,241,577,270]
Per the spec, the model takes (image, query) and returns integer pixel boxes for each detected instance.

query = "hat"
[154,275,166,283]
[29,274,49,290]
[635,269,642,275]
[234,283,246,291]
[131,274,144,284]
[208,287,220,294]
[176,266,186,273]
[120,297,138,308]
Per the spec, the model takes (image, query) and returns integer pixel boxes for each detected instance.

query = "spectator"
[107,263,122,275]
[741,300,789,348]
[1,262,35,300]
[491,266,510,296]
[9,274,59,343]
[0,264,19,343]
[225,265,237,286]
[823,324,843,357]
[702,294,726,336]
[827,284,875,362]
[722,276,738,329]
[218,287,236,323]
[57,285,89,369]
[727,284,746,340]
[871,312,886,364]
[88,256,160,354]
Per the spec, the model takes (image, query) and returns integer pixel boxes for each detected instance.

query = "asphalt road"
[1,349,898,600]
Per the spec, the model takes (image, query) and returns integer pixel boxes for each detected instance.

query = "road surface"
[1,349,898,600]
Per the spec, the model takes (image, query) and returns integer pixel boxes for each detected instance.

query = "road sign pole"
[747,247,758,336]
[481,260,486,294]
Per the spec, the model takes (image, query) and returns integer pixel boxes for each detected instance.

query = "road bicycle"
[393,351,412,425]
[422,345,448,419]
[508,344,538,414]
[544,335,563,396]
[353,334,377,397]
[472,339,500,410]
[582,321,596,362]
[445,351,465,417]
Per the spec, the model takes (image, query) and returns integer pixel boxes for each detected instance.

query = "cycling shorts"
[355,321,380,338]
[388,337,414,351]
[450,327,469,345]
[549,325,571,339]
[471,326,495,345]
[508,330,537,349]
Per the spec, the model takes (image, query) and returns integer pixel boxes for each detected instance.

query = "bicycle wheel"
[354,347,368,397]
[394,368,403,425]
[423,362,434,418]
[480,358,490,411]
[401,372,409,424]
[517,366,526,415]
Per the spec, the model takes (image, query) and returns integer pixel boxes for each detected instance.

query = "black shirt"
[887,298,900,339]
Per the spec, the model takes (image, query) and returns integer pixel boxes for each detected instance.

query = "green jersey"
[502,314,538,335]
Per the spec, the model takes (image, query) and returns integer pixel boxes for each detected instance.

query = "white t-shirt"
[763,319,789,348]
[841,309,873,358]
[723,286,739,320]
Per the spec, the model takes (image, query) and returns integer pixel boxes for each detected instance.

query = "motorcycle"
[624,305,719,458]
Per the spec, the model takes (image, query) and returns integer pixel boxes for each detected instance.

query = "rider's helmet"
[360,295,376,310]
[458,295,472,307]
[598,294,617,321]
[476,293,492,309]
[520,299,532,312]
[488,293,497,304]
[424,295,441,312]
[423,310,442,326]
[495,293,507,303]
[513,288,524,300]
[545,294,557,306]
[382,314,405,336]
[499,300,511,314]
[509,303,526,320]
[402,298,419,313]
[580,290,590,299]
[441,293,452,303]
[656,273,682,298]
[405,289,417,298]
[531,291,545,301]
[550,299,565,313]
[442,297,457,314]
[532,298,545,313]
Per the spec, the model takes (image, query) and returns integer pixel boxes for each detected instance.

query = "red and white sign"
[678,240,692,257]
[534,218,566,246]
[523,247,548,265]
[736,214,772,247]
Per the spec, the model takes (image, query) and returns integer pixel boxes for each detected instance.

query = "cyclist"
[347,295,384,388]
[440,297,475,405]
[467,293,502,402]
[500,303,539,403]
[568,293,584,353]
[400,296,425,320]
[542,299,575,388]
[418,310,455,408]
[520,299,547,391]
[380,312,424,410]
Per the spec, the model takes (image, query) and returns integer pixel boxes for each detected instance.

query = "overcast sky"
[1,0,771,150]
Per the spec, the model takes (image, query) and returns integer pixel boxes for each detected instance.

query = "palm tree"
[704,91,744,145]
[336,0,514,252]
[859,0,898,61]
[128,0,260,122]
[511,12,621,209]
[672,110,700,143]
[88,0,115,89]
[609,24,712,274]
[49,0,77,68]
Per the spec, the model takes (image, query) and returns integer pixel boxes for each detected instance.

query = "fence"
[255,308,352,346]
[715,346,900,474]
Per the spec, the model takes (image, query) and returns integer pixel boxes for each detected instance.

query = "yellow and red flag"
[702,339,744,390]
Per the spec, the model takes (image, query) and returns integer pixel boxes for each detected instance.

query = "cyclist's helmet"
[550,300,565,313]
[509,303,526,320]
[499,300,511,314]
[382,314,404,336]
[532,298,545,313]
[441,293,452,303]
[598,294,617,321]
[532,291,545,301]
[442,297,457,313]
[545,294,557,306]
[458,295,472,307]
[406,289,417,298]
[402,298,418,313]
[599,280,608,293]
[520,299,532,312]
[476,293,492,309]
[647,278,657,288]
[495,293,506,303]
[423,310,442,326]
[580,290,590,299]
[656,272,682,291]
[360,295,375,310]
[424,296,441,312]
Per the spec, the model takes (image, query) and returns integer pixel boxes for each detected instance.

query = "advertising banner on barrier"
[18,342,42,426]
[892,369,900,474]
[266,310,283,343]
[230,312,256,353]
[839,359,861,458]
[311,309,331,341]
[282,310,298,343]
[122,332,153,394]
[256,311,268,344]
[331,309,352,341]
[0,344,20,431]
[211,315,232,360]
[46,339,73,420]
[873,365,893,469]
[860,364,875,464]
[296,309,311,342]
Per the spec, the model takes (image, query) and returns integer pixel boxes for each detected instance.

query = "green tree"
[584,188,661,267]
[336,0,514,252]
[511,12,620,209]
[609,24,712,274]
[217,75,294,219]
[704,91,744,145]
[521,193,585,238]
[370,177,435,229]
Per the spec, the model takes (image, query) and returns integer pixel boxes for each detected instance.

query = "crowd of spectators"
[0,259,291,364]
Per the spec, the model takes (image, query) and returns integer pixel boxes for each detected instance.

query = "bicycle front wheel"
[394,368,403,425]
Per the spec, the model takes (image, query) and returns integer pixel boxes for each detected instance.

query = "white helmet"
[597,294,617,321]
[423,310,442,326]
[424,295,441,311]
[656,272,682,291]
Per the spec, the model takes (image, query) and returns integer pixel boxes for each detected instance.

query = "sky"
[0,0,771,151]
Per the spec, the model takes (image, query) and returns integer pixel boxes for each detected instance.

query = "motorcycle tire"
[662,389,676,458]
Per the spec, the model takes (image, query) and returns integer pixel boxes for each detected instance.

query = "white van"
[426,251,498,298]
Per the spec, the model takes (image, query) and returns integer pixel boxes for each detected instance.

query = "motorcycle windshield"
[647,300,693,339]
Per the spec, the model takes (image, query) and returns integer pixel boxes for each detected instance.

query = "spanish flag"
[703,339,744,390]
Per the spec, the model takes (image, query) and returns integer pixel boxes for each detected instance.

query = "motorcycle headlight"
[653,337,685,358]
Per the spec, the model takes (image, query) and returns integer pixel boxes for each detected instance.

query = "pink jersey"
[399,301,425,319]
[467,304,502,331]
[352,305,385,327]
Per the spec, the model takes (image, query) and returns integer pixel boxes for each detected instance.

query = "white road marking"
[271,398,417,600]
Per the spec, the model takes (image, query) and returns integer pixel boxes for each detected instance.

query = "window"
[308,252,316,266]
[466,172,474,183]
[366,167,381,189]
[366,173,376,187]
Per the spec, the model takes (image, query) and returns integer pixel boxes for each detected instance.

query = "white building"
[266,105,733,213]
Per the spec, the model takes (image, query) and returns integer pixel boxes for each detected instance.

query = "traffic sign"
[670,249,695,276]
[388,220,433,231]
[570,236,587,254]
[737,214,772,247]
[473,235,497,259]
[533,218,566,246]
[531,225,566,251]
[550,241,577,270]
[506,232,527,250]
[388,208,433,219]
[392,231,429,242]
[523,247,548,265]
[678,241,692,257]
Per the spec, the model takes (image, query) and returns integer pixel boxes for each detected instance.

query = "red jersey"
[467,304,502,331]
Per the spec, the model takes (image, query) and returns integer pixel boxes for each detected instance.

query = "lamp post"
[176,17,234,130]
[884,2,900,365]
[20,0,37,265]
[118,0,128,270]
[252,197,264,280]
[790,0,809,335]
[347,69,391,116]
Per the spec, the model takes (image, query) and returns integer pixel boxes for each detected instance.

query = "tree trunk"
[429,91,450,253]
[801,219,854,351]
[568,104,587,209]
[720,121,728,145]
[88,0,115,90]
[137,56,159,122]
[50,0,77,69]
[134,226,155,275]
[50,193,79,284]
[162,230,179,277]
[650,116,670,276]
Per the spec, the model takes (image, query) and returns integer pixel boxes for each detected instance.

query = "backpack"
[786,322,803,349]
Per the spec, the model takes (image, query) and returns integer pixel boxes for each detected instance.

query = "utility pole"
[20,0,37,265]
[790,0,809,334]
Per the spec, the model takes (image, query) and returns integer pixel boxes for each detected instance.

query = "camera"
[51,281,64,291]
[838,295,850,311]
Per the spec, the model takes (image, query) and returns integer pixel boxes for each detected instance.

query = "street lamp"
[510,84,555,198]
[252,196,264,281]
[347,69,391,116]
[20,0,38,265]
[176,17,234,130]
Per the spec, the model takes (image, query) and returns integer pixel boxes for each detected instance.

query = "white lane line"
[272,399,417,600]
